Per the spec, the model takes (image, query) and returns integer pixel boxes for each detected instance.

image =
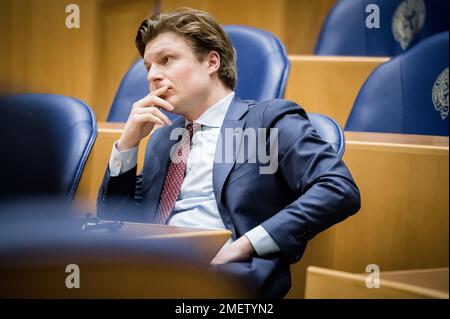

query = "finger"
[134,106,172,125]
[142,86,168,97]
[133,94,175,112]
[150,86,169,97]
[137,86,168,104]
[134,113,166,126]
[210,257,222,265]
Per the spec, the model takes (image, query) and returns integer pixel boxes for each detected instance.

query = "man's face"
[143,32,212,114]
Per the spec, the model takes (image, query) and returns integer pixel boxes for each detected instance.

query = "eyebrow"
[143,48,173,67]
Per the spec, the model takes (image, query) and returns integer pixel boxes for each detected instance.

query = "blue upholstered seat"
[315,0,448,56]
[345,32,449,136]
[0,94,97,200]
[309,113,346,158]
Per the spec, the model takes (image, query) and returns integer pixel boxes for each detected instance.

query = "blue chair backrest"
[0,94,97,201]
[308,113,346,158]
[345,32,449,136]
[225,25,290,102]
[315,0,449,56]
[107,25,290,122]
[107,59,150,123]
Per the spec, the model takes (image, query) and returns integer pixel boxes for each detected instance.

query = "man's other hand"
[210,235,255,265]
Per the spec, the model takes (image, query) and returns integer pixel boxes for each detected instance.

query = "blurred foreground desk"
[0,204,246,298]
[305,266,449,299]
[94,220,232,266]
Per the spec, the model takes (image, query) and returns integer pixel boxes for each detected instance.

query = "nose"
[147,65,164,87]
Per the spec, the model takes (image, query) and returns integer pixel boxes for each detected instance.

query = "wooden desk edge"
[149,229,232,239]
[98,121,125,131]
[345,131,448,146]
[307,266,449,299]
[98,122,449,151]
[288,55,390,63]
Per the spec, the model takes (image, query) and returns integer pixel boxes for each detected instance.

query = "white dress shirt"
[108,92,280,256]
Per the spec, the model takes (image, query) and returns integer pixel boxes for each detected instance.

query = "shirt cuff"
[245,225,280,257]
[108,141,138,177]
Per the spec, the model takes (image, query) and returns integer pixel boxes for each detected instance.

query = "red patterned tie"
[154,123,195,224]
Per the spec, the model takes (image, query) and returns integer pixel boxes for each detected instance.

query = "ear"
[206,51,221,74]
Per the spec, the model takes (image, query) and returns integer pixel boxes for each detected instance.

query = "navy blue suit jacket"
[97,96,361,298]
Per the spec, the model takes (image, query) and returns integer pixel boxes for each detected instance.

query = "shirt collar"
[185,92,235,128]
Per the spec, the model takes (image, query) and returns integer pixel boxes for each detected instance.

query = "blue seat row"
[315,0,448,57]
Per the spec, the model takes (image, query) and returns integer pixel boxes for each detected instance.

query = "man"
[98,8,360,298]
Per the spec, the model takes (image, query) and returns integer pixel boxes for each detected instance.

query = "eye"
[162,56,172,64]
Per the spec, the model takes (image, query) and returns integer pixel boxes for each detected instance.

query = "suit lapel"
[213,96,249,207]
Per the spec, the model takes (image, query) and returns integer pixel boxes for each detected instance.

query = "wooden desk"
[285,55,389,127]
[100,221,232,265]
[305,266,449,299]
[0,216,238,298]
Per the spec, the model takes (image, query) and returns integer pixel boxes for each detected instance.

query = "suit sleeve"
[96,164,147,222]
[260,100,361,259]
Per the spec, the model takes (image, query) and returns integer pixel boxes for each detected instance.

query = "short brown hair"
[135,8,237,89]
